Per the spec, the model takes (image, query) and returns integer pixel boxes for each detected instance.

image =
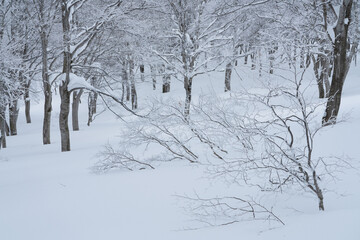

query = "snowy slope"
[0,63,360,240]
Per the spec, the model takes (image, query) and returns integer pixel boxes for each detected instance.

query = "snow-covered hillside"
[1,63,360,240]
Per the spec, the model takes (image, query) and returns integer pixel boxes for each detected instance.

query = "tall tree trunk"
[323,0,353,126]
[39,0,52,145]
[9,100,19,136]
[0,106,6,149]
[129,58,137,110]
[224,62,232,92]
[59,0,71,152]
[72,89,83,131]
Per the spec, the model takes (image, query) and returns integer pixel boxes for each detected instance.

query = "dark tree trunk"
[59,0,71,152]
[59,84,71,152]
[162,75,170,93]
[318,190,325,211]
[150,64,156,90]
[24,87,31,123]
[224,62,232,92]
[0,106,6,149]
[43,93,52,145]
[129,58,137,110]
[5,119,9,136]
[72,89,83,131]
[9,100,19,136]
[140,64,145,82]
[251,53,256,70]
[159,64,170,93]
[39,0,52,145]
[323,0,353,126]
[184,76,193,117]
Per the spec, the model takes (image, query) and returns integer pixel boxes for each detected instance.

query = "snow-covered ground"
[1,64,360,240]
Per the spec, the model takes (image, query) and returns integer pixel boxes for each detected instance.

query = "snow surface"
[1,63,360,240]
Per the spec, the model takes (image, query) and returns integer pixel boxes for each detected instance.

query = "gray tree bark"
[8,100,19,136]
[24,86,31,124]
[323,0,354,125]
[59,0,71,152]
[150,64,156,90]
[87,91,97,126]
[129,58,137,110]
[140,64,145,82]
[162,64,171,93]
[38,0,52,145]
[72,89,83,131]
[0,106,6,149]
[122,60,130,101]
[224,62,232,92]
[184,76,193,117]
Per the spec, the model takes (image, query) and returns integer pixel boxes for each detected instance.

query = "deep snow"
[1,63,360,240]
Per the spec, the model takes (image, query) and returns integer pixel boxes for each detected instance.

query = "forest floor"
[1,63,360,240]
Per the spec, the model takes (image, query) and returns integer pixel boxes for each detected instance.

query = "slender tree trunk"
[0,106,6,149]
[251,53,256,70]
[72,89,83,131]
[43,93,52,145]
[24,87,31,123]
[59,84,71,151]
[8,100,19,136]
[312,55,325,98]
[184,76,193,117]
[269,47,275,74]
[162,64,171,93]
[39,0,52,145]
[4,120,9,136]
[300,46,305,68]
[59,0,71,152]
[150,64,156,90]
[140,64,145,82]
[224,62,232,92]
[87,91,97,126]
[122,61,130,101]
[129,58,137,110]
[258,50,262,77]
[321,55,331,97]
[323,0,353,126]
[317,190,325,211]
